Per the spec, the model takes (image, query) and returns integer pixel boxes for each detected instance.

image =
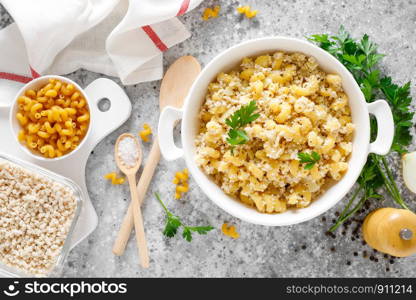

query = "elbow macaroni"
[104,172,125,185]
[236,5,258,18]
[16,79,90,158]
[195,52,355,213]
[139,123,152,142]
[221,223,240,239]
[202,6,220,21]
[172,168,189,199]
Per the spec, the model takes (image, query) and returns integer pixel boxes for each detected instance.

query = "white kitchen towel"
[0,0,202,93]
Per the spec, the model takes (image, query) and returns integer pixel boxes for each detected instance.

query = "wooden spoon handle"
[112,140,161,256]
[112,204,134,256]
[127,173,149,268]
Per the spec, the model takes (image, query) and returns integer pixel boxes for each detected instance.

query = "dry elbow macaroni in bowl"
[195,51,355,213]
[16,78,90,159]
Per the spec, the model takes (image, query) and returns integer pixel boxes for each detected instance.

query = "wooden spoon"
[114,133,149,267]
[112,56,201,256]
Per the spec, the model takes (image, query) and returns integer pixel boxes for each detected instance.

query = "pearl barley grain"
[0,159,77,276]
[118,137,139,167]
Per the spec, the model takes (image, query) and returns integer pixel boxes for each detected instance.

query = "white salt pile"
[118,136,139,167]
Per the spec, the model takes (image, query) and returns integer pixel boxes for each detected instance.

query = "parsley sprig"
[309,26,414,231]
[226,100,260,154]
[298,151,320,170]
[155,192,214,242]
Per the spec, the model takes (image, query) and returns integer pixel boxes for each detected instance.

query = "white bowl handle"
[158,106,184,161]
[367,100,394,155]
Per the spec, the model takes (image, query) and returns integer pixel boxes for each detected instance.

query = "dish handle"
[367,100,394,155]
[84,78,132,150]
[158,106,184,160]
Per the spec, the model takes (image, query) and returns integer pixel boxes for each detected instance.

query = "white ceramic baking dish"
[158,37,394,226]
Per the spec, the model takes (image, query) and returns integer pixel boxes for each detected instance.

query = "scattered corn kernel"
[236,5,258,18]
[202,6,220,21]
[104,172,125,185]
[139,123,152,142]
[221,223,240,239]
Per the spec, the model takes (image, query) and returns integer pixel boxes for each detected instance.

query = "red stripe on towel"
[30,66,40,78]
[142,25,168,52]
[0,72,33,84]
[177,0,190,16]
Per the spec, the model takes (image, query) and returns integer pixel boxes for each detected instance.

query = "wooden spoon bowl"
[115,133,142,174]
[159,56,201,109]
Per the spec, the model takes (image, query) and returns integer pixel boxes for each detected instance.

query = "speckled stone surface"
[1,0,416,277]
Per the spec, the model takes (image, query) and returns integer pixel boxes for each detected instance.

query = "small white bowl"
[9,75,91,161]
[158,37,394,226]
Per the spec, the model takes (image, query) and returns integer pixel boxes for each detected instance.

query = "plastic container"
[0,153,84,277]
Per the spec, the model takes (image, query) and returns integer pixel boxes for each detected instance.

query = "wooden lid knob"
[363,208,416,257]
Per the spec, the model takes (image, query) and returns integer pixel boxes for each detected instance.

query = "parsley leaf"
[227,129,249,146]
[155,192,214,242]
[225,101,260,153]
[309,26,414,231]
[163,213,181,238]
[380,78,413,154]
[182,226,214,242]
[298,151,320,170]
[156,192,182,237]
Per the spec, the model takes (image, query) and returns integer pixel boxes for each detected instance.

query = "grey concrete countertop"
[1,0,416,277]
